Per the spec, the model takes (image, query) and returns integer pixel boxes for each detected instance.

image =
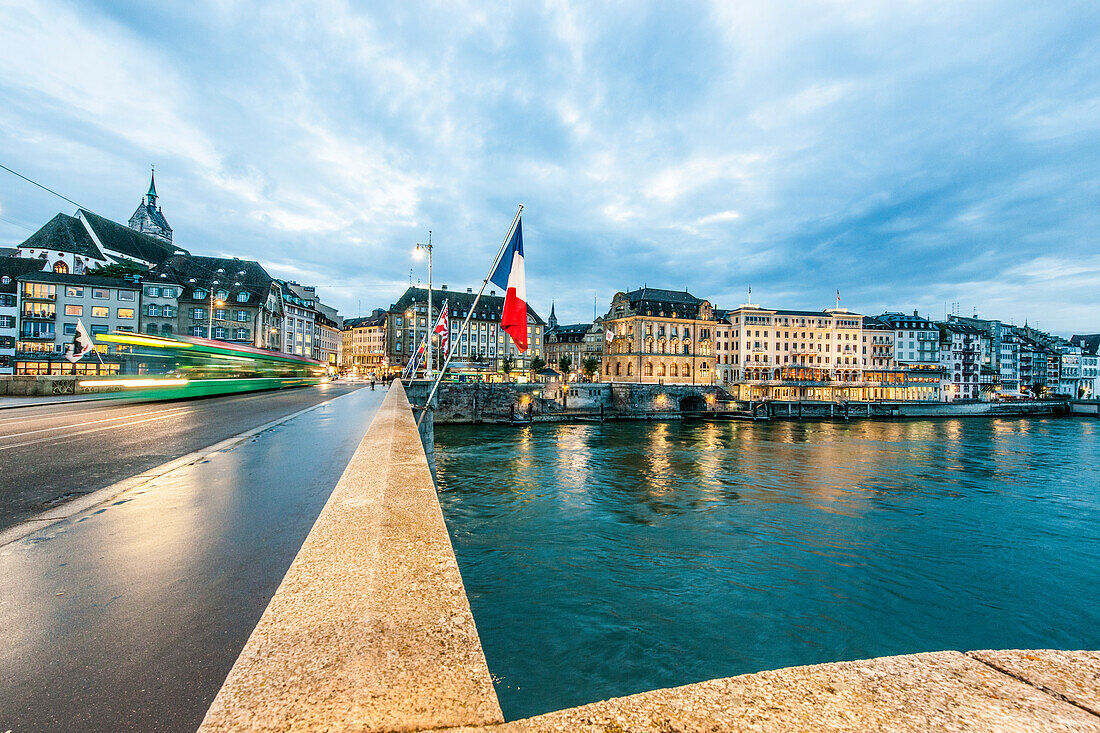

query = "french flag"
[489,218,528,352]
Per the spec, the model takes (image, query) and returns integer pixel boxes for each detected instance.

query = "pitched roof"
[0,255,48,292]
[146,254,272,305]
[344,312,386,329]
[17,213,104,260]
[390,286,544,325]
[130,201,172,234]
[1070,334,1100,356]
[79,209,184,264]
[624,287,702,306]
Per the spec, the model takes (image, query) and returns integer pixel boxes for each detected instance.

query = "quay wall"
[1070,400,1100,416]
[197,380,1100,732]
[403,380,1068,424]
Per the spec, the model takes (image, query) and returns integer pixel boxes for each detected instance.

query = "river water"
[434,417,1100,720]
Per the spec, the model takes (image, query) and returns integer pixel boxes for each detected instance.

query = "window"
[0,315,14,328]
[118,290,135,301]
[145,286,160,297]
[0,294,13,307]
[22,283,55,300]
[53,261,68,273]
[117,308,134,319]
[91,306,109,318]
[235,310,248,322]
[161,324,173,335]
[193,289,207,300]
[191,326,204,337]
[147,323,159,335]
[234,328,249,340]
[163,305,175,317]
[92,288,109,299]
[65,305,83,316]
[162,287,176,298]
[147,305,160,317]
[90,324,108,335]
[61,322,77,335]
[214,327,227,339]
[216,290,229,301]
[66,286,84,297]
[215,309,226,320]
[192,308,206,320]
[236,292,249,302]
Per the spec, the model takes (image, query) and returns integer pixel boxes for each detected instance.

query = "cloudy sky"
[1,1,1098,333]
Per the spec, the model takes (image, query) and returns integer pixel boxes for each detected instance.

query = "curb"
[0,388,362,548]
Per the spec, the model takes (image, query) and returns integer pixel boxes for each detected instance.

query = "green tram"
[84,333,326,400]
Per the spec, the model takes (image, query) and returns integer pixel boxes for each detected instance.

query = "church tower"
[128,167,173,244]
[548,300,558,330]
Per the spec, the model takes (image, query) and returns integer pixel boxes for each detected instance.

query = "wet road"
[0,382,363,532]
[0,385,386,733]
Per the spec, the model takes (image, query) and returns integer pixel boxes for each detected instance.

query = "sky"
[1,1,1098,334]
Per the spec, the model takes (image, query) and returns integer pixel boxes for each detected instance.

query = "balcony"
[19,331,55,341]
[21,310,56,320]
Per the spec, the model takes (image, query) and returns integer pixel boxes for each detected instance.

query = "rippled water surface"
[434,417,1100,720]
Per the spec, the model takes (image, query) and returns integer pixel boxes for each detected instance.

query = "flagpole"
[416,204,522,426]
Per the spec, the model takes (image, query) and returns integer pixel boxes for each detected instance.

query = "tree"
[558,354,573,375]
[582,356,599,381]
[529,355,546,378]
[501,355,515,382]
[84,260,148,279]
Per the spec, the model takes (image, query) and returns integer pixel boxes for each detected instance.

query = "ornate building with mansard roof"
[600,287,716,384]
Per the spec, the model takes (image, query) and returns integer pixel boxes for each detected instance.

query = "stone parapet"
[197,380,502,732]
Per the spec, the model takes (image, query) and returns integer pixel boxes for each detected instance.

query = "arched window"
[683,364,691,378]
[644,362,653,376]
[626,362,633,376]
[74,259,85,274]
[216,289,229,301]
[670,364,678,377]
[657,363,666,377]
[53,260,68,273]
[615,362,622,376]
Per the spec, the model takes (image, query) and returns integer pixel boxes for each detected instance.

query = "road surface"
[0,384,386,732]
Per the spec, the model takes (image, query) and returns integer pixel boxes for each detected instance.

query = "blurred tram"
[83,333,326,400]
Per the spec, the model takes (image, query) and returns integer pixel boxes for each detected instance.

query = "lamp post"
[415,231,433,379]
[207,281,225,341]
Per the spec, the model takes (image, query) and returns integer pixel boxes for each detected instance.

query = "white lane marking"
[0,405,195,441]
[0,409,200,451]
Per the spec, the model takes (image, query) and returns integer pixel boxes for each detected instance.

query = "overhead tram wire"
[0,162,97,215]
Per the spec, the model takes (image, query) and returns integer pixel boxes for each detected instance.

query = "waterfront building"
[877,312,940,368]
[1070,335,1099,398]
[0,256,48,374]
[144,255,281,347]
[937,322,984,401]
[601,287,715,384]
[315,312,341,372]
[277,281,318,358]
[13,271,140,375]
[139,279,182,337]
[15,177,186,274]
[341,310,387,376]
[544,304,604,381]
[387,286,544,379]
[948,315,1022,396]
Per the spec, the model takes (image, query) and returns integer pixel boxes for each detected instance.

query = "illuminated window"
[91,288,109,299]
[64,305,83,316]
[66,286,84,297]
[91,306,109,318]
[53,261,68,273]
[117,308,134,319]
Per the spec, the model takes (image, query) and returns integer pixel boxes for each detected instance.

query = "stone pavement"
[437,650,1100,733]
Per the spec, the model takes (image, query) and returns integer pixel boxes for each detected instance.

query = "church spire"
[146,166,157,208]
[548,300,558,329]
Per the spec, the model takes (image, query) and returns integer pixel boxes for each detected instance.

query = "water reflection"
[435,417,1100,720]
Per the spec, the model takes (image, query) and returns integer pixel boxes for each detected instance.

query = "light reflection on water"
[435,417,1100,720]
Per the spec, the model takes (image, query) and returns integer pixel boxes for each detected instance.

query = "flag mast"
[416,204,523,426]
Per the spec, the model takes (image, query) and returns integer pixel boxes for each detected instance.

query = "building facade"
[13,272,140,375]
[387,286,544,379]
[601,287,716,384]
[544,310,604,380]
[341,310,387,376]
[0,257,47,374]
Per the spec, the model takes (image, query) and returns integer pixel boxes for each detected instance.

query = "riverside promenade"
[199,381,1100,732]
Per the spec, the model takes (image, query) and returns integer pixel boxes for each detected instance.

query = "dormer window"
[193,288,207,299]
[236,292,249,303]
[216,289,229,301]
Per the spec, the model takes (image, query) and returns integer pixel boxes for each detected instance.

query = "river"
[434,416,1100,720]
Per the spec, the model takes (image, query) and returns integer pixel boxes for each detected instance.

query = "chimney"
[441,284,447,291]
[467,287,473,293]
[490,290,495,296]
[914,310,919,317]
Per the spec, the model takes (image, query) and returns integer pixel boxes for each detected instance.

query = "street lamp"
[207,281,224,340]
[415,231,433,379]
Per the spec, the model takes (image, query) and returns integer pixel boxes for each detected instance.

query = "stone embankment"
[199,381,1100,732]
[403,380,1069,424]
